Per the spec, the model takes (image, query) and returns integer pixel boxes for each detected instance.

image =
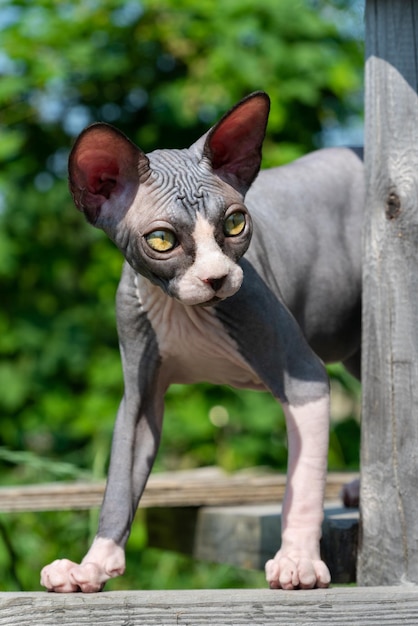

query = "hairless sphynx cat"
[41,92,364,592]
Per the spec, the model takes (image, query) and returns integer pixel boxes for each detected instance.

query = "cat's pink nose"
[202,276,227,292]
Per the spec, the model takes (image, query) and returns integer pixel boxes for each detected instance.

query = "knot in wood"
[385,192,401,220]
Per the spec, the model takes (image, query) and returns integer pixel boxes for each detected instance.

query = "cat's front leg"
[41,381,166,593]
[265,397,331,590]
[41,276,164,592]
[41,379,165,592]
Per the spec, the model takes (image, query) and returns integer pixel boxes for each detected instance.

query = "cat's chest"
[135,275,264,390]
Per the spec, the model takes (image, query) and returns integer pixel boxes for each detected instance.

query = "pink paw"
[40,538,125,593]
[41,559,110,593]
[265,551,331,590]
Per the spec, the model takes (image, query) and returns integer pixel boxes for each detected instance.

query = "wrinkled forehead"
[146,148,241,223]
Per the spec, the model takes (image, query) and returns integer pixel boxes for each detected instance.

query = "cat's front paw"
[265,550,330,590]
[40,537,125,593]
[40,559,108,593]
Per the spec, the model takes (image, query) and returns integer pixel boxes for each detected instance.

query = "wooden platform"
[0,470,412,624]
[1,586,418,625]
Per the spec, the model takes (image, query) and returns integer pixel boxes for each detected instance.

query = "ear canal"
[203,91,270,193]
[68,123,149,224]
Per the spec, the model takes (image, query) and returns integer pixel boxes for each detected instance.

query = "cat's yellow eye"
[145,229,177,252]
[224,211,246,237]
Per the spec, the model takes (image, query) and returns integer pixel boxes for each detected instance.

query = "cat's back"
[242,147,365,361]
[244,146,364,280]
[246,147,364,227]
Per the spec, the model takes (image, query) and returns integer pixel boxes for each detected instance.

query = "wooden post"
[359,0,418,585]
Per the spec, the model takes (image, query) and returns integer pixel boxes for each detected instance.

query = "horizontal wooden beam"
[0,468,358,512]
[1,587,418,625]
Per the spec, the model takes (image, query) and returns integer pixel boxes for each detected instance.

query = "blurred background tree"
[0,0,363,590]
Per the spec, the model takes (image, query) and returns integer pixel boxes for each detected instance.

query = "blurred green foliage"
[0,0,362,590]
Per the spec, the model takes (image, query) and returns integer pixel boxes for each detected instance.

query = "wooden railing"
[0,467,358,512]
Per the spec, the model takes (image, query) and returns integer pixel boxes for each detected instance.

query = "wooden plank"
[146,502,359,584]
[360,0,418,585]
[1,587,418,625]
[0,469,357,513]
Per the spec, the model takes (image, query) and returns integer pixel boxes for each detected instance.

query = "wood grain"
[360,0,418,585]
[1,587,418,625]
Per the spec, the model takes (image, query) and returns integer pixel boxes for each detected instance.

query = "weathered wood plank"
[1,587,418,625]
[0,469,357,512]
[361,0,418,585]
[147,502,359,584]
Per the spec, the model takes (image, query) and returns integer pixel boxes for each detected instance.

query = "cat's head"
[68,92,270,306]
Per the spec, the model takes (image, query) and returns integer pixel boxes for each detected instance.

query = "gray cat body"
[41,92,364,592]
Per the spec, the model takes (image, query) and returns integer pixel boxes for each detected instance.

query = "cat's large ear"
[68,123,149,224]
[202,91,270,193]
